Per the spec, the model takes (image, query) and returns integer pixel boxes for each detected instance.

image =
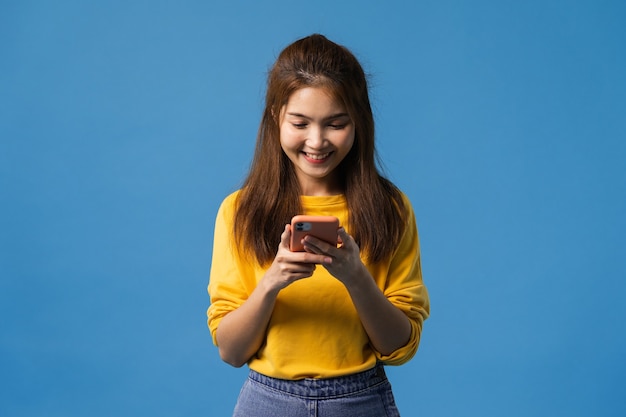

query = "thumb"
[279,224,291,249]
[337,227,355,248]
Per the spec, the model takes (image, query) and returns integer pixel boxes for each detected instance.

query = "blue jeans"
[232,364,401,417]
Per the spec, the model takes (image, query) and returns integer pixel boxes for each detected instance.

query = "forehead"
[283,87,346,113]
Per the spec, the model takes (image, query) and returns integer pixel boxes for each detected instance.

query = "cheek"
[279,127,304,150]
[337,129,356,151]
[279,132,298,155]
[278,125,290,148]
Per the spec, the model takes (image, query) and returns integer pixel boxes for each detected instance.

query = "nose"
[306,126,325,149]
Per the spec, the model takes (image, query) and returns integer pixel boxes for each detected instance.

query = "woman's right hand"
[216,224,330,367]
[261,224,331,294]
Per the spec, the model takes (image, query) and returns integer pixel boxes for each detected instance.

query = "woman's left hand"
[302,227,365,288]
[304,227,412,356]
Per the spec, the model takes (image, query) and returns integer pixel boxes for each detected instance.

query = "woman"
[208,34,429,417]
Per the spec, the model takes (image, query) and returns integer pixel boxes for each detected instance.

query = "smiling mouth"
[304,152,332,161]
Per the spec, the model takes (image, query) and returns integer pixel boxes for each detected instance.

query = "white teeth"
[306,152,330,160]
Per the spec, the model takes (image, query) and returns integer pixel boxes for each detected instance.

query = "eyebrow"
[286,112,350,121]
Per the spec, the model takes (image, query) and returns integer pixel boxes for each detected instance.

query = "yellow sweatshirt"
[207,191,429,380]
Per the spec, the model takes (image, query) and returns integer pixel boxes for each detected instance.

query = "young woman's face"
[279,87,355,196]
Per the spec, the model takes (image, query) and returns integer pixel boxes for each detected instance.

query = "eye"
[328,123,347,130]
[291,122,308,129]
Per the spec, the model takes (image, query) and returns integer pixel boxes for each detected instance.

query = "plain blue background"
[1,1,625,416]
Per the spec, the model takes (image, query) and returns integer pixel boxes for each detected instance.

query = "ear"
[271,106,281,123]
[271,104,286,124]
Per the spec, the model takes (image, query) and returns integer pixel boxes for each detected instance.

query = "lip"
[302,151,332,164]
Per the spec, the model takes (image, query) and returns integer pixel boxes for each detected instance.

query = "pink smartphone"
[289,215,340,252]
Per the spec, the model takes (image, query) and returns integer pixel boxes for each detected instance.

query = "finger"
[337,227,355,249]
[297,246,333,265]
[294,263,316,275]
[286,262,319,280]
[305,230,343,252]
[296,249,332,265]
[278,224,291,249]
[336,228,345,244]
[302,235,331,254]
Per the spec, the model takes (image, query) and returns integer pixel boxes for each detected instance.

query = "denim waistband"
[248,364,388,399]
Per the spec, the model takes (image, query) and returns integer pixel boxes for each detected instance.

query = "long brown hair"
[233,34,406,265]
